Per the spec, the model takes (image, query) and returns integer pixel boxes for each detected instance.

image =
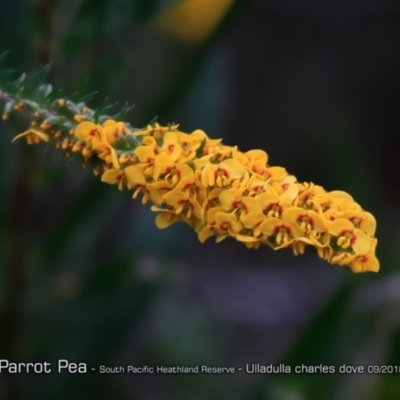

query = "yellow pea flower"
[283,207,328,247]
[12,129,49,144]
[200,158,247,187]
[328,218,370,255]
[334,210,376,236]
[241,211,267,238]
[174,175,207,201]
[74,121,106,146]
[253,165,287,181]
[245,177,274,196]
[101,168,126,191]
[158,131,182,162]
[146,181,173,206]
[201,188,224,219]
[219,188,262,219]
[271,175,298,197]
[162,189,202,219]
[134,137,158,164]
[153,152,193,182]
[92,143,120,169]
[103,119,131,145]
[256,190,294,219]
[151,206,188,229]
[258,218,304,249]
[349,238,379,272]
[213,211,243,243]
[198,206,224,242]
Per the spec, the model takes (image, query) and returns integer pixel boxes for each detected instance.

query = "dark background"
[1,0,400,399]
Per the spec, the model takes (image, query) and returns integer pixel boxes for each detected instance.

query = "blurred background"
[1,0,400,399]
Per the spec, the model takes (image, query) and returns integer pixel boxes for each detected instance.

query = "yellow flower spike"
[74,121,106,146]
[12,129,49,144]
[328,218,371,254]
[6,85,378,272]
[92,143,120,169]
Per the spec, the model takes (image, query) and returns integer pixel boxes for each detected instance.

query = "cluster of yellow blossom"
[8,103,379,273]
[39,118,376,273]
